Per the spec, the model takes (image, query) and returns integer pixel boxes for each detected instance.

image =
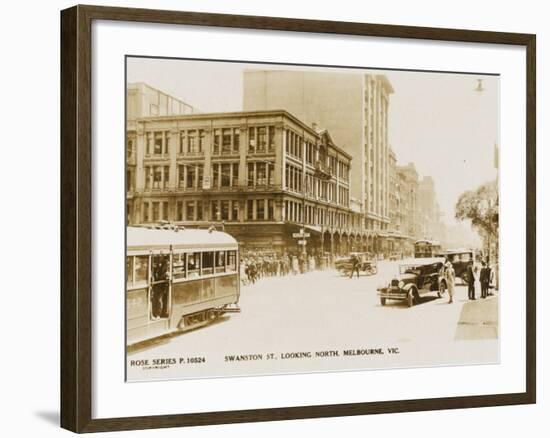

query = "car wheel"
[380,297,386,306]
[407,291,414,307]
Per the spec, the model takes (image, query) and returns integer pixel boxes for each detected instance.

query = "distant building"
[127,83,201,218]
[397,163,420,246]
[127,82,200,120]
[385,147,410,256]
[126,107,366,256]
[242,70,394,247]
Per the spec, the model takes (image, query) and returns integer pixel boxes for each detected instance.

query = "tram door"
[150,254,170,320]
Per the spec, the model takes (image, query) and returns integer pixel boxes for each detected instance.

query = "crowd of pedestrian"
[240,252,329,285]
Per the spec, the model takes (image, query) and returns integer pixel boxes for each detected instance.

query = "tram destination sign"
[292,232,311,238]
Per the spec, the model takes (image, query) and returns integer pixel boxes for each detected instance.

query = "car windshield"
[400,265,421,275]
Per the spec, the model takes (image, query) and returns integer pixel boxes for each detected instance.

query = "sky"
[127,57,499,227]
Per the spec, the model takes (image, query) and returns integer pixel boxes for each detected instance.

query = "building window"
[213,129,221,155]
[146,132,153,155]
[267,162,274,186]
[126,139,134,159]
[143,202,149,222]
[211,201,219,221]
[197,165,203,189]
[257,127,267,152]
[179,132,186,153]
[187,165,196,189]
[177,201,184,221]
[152,202,160,221]
[231,201,239,220]
[154,133,163,155]
[233,128,240,152]
[221,163,231,187]
[213,164,220,187]
[232,163,239,187]
[247,199,254,220]
[247,163,254,187]
[186,201,195,221]
[196,201,203,220]
[163,166,169,188]
[257,199,265,220]
[268,199,274,220]
[268,126,275,151]
[178,165,185,188]
[162,202,169,221]
[144,166,151,189]
[248,127,255,152]
[187,130,197,153]
[198,130,204,153]
[153,167,162,189]
[221,200,230,220]
[256,162,266,186]
[222,128,232,153]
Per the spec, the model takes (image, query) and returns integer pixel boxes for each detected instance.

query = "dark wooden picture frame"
[60,4,536,433]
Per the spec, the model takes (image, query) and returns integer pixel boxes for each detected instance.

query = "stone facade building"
[242,70,394,243]
[126,108,367,256]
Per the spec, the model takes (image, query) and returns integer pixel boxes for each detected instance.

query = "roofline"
[127,82,198,110]
[129,109,353,160]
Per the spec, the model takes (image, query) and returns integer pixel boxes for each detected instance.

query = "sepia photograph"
[125,57,500,382]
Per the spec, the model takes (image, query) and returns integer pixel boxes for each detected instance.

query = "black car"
[377,257,447,307]
[436,249,476,284]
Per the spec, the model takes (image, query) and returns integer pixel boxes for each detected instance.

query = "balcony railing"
[179,150,204,157]
[314,161,332,180]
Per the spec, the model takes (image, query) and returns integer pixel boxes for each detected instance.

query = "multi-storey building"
[127,83,201,217]
[126,108,364,256]
[418,176,445,241]
[397,163,420,251]
[127,82,200,119]
[384,147,409,256]
[242,70,394,244]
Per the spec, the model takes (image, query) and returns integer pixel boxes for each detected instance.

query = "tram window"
[126,256,133,284]
[227,251,237,271]
[459,253,471,262]
[202,251,214,275]
[172,253,186,279]
[152,255,169,282]
[187,252,201,277]
[215,251,226,273]
[134,256,148,283]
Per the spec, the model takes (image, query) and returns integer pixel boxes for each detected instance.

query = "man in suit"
[480,261,490,299]
[466,261,477,300]
[349,254,361,279]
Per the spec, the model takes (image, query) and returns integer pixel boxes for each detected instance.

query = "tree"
[455,180,499,238]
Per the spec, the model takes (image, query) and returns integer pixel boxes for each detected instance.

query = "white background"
[93,19,524,418]
[0,0,546,437]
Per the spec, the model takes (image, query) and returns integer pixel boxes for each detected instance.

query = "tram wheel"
[206,310,217,322]
[380,297,386,306]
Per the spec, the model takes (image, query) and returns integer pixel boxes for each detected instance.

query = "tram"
[414,239,442,258]
[126,226,240,346]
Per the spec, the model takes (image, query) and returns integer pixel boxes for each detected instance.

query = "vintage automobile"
[414,239,442,258]
[335,252,378,276]
[435,248,476,284]
[377,257,447,307]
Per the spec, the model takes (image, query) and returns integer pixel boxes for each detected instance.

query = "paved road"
[129,261,479,356]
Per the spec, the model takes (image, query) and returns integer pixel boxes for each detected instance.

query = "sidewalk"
[454,293,499,340]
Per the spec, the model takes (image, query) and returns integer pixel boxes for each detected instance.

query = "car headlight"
[398,280,405,289]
